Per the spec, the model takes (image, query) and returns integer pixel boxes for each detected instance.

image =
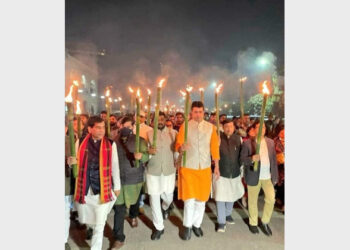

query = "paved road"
[68,195,284,250]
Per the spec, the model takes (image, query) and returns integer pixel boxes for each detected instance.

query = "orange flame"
[215,83,223,93]
[166,100,169,105]
[147,89,151,95]
[118,97,122,101]
[105,89,110,97]
[136,89,140,97]
[128,87,134,93]
[186,85,193,92]
[262,81,270,95]
[240,77,247,82]
[73,80,79,87]
[76,100,82,114]
[139,98,143,103]
[108,97,113,103]
[65,85,74,103]
[199,87,204,92]
[158,78,165,88]
[180,90,186,96]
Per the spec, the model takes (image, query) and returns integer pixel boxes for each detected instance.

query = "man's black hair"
[100,110,107,115]
[87,116,104,128]
[191,101,204,110]
[120,116,132,125]
[222,119,233,126]
[175,112,184,117]
[210,112,216,116]
[219,114,227,119]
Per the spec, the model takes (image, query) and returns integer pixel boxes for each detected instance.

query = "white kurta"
[146,173,176,195]
[212,175,244,202]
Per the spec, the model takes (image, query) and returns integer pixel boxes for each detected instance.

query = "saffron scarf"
[74,133,113,204]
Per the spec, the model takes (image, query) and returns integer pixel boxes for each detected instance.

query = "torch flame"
[76,100,81,114]
[180,90,186,97]
[65,85,74,103]
[240,77,247,82]
[109,97,113,103]
[166,100,169,105]
[215,83,223,93]
[139,98,143,103]
[136,89,140,97]
[158,78,165,88]
[147,89,151,95]
[262,81,270,95]
[73,80,79,87]
[199,87,204,92]
[105,89,110,97]
[186,85,193,92]
[118,97,122,101]
[128,87,134,93]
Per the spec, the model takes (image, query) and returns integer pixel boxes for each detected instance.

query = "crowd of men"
[65,101,285,250]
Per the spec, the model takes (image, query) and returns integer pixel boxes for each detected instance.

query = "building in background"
[65,42,101,115]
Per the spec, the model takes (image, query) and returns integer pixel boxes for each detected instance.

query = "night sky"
[66,0,284,107]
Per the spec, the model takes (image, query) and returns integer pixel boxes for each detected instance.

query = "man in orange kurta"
[175,101,220,240]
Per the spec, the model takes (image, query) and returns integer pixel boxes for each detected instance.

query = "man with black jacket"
[240,122,278,236]
[212,120,244,233]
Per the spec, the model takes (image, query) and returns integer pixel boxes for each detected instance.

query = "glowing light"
[105,89,110,97]
[101,96,105,99]
[118,97,122,101]
[215,83,223,93]
[65,85,74,103]
[91,93,96,97]
[78,89,83,93]
[262,81,270,95]
[76,101,81,114]
[158,78,165,88]
[239,77,247,82]
[108,97,113,103]
[180,90,186,97]
[128,87,134,93]
[199,87,204,92]
[73,80,79,87]
[114,99,118,102]
[147,89,151,95]
[186,85,193,92]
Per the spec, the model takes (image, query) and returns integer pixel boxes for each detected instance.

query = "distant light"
[224,104,228,108]
[78,89,83,93]
[257,57,268,67]
[101,96,105,99]
[114,99,118,102]
[211,82,217,88]
[91,93,96,97]
[118,97,122,101]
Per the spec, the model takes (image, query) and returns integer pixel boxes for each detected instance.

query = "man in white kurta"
[175,101,220,241]
[69,117,121,250]
[146,112,178,240]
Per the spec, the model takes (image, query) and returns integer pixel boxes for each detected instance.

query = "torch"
[129,87,134,114]
[146,89,151,125]
[76,100,82,139]
[215,83,223,137]
[253,81,270,171]
[166,100,170,115]
[105,88,111,138]
[152,78,165,148]
[135,89,141,168]
[65,85,78,178]
[182,85,193,166]
[239,76,247,120]
[199,87,204,104]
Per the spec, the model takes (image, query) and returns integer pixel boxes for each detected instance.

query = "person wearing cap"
[133,110,153,143]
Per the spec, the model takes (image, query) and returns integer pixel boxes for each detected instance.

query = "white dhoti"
[183,198,206,228]
[64,195,72,243]
[146,173,175,230]
[212,175,244,202]
[74,188,116,250]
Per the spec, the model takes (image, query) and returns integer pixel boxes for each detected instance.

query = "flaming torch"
[166,100,170,115]
[215,83,223,137]
[146,89,151,125]
[135,89,141,168]
[105,88,111,138]
[152,78,165,148]
[199,87,204,104]
[239,76,247,120]
[129,87,134,114]
[65,85,78,178]
[182,85,193,166]
[253,81,270,171]
[76,100,82,139]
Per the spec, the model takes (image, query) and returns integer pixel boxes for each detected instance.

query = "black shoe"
[180,227,191,240]
[226,215,235,224]
[162,203,174,220]
[86,227,93,240]
[151,229,164,240]
[192,226,203,237]
[249,225,259,234]
[260,223,272,236]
